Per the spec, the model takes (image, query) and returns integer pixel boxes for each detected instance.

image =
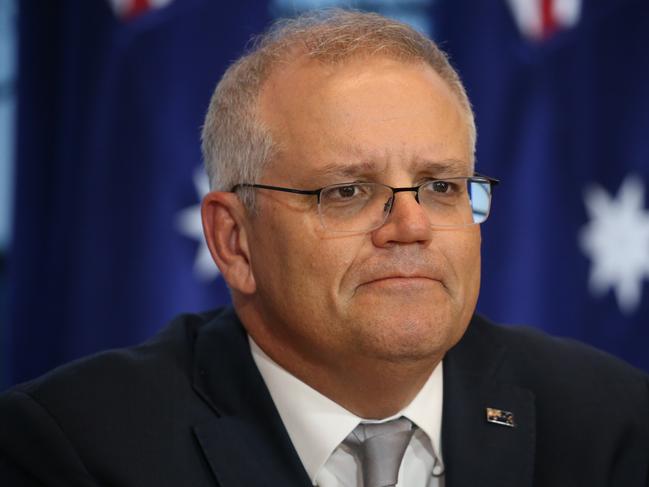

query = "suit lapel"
[187,309,536,487]
[442,315,536,487]
[190,309,312,487]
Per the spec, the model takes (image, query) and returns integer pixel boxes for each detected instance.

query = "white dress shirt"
[249,337,445,486]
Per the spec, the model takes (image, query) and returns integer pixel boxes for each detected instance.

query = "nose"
[371,190,433,247]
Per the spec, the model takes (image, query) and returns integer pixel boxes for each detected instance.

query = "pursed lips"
[358,272,444,290]
[350,254,448,293]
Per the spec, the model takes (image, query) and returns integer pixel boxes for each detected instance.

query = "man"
[1,9,648,487]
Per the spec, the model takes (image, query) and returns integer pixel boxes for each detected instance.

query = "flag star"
[176,167,220,281]
[579,175,649,314]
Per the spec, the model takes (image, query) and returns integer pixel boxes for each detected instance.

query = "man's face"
[245,56,480,368]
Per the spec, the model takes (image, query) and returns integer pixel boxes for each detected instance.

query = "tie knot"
[345,418,415,487]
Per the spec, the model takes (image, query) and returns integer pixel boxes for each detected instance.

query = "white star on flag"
[176,167,220,282]
[579,175,649,314]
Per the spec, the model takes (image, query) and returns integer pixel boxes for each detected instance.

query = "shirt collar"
[249,336,444,485]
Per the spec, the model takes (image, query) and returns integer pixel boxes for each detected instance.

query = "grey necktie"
[344,417,415,487]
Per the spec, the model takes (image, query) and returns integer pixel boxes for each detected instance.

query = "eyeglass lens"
[318,179,493,232]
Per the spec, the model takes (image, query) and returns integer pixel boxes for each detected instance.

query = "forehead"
[315,157,470,182]
[258,55,473,183]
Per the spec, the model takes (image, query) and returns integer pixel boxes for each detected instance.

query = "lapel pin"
[486,407,516,427]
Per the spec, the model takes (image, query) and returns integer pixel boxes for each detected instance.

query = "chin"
[352,306,465,362]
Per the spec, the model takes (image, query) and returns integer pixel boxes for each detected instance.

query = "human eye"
[322,183,372,204]
[425,179,462,195]
[334,184,360,199]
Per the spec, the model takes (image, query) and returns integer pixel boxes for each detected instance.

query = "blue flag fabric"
[8,0,270,384]
[434,0,649,372]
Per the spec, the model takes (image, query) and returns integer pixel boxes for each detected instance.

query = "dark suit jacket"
[1,307,648,487]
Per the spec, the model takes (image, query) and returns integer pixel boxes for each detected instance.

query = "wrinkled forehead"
[313,156,473,180]
[257,56,474,185]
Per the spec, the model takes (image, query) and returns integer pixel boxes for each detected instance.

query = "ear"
[201,191,256,294]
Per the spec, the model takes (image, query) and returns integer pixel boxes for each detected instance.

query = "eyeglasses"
[232,174,499,233]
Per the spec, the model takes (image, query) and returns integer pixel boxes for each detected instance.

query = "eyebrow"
[316,160,380,179]
[414,159,469,176]
[314,158,470,181]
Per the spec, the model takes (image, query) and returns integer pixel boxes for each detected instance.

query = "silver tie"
[344,417,415,487]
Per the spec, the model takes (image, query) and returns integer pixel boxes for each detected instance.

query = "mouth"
[359,275,443,291]
[351,253,448,295]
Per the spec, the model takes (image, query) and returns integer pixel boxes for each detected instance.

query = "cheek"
[251,212,358,304]
[298,236,361,301]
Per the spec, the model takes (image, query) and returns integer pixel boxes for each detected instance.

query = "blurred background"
[1,0,648,389]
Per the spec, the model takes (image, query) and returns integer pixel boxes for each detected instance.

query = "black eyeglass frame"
[231,173,500,203]
[231,174,500,232]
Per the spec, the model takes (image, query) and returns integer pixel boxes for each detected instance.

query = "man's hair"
[201,9,476,207]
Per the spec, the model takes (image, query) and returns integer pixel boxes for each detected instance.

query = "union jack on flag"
[507,0,582,40]
[106,0,174,20]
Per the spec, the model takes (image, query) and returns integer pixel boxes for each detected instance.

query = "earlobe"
[201,192,256,294]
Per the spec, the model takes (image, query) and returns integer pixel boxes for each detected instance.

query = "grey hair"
[201,9,476,208]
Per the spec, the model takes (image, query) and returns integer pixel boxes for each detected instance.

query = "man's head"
[201,10,484,407]
[201,9,476,202]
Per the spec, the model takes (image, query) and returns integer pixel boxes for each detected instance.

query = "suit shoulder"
[471,314,649,395]
[463,316,649,483]
[0,308,236,486]
[0,309,239,432]
[15,311,215,398]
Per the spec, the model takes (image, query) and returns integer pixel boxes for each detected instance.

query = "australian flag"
[7,0,649,386]
[435,0,649,372]
[7,0,271,384]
